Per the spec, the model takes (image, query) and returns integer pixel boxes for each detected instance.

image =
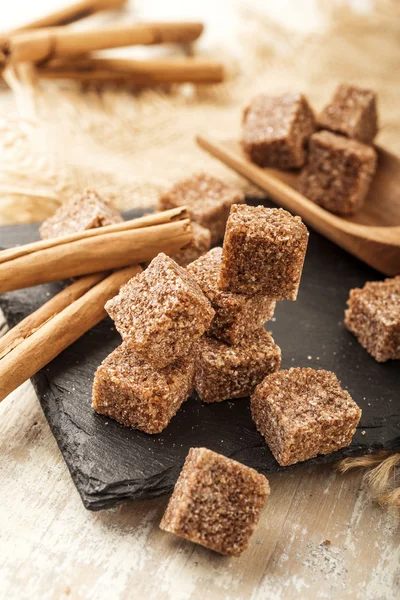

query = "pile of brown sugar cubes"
[38,170,363,556]
[92,197,311,428]
[89,174,363,555]
[242,83,379,216]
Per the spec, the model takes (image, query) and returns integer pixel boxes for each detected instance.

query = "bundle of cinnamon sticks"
[0,1,220,402]
[2,0,224,85]
[0,207,193,401]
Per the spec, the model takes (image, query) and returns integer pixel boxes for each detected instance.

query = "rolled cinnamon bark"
[0,272,108,360]
[11,0,128,32]
[0,218,192,294]
[0,265,142,402]
[1,22,204,66]
[38,57,224,84]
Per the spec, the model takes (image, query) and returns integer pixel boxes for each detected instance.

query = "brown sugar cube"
[218,205,309,300]
[105,253,214,369]
[298,131,377,216]
[160,447,270,556]
[187,247,276,344]
[241,93,316,169]
[318,83,378,145]
[344,276,400,363]
[251,368,362,467]
[171,221,211,268]
[158,173,245,244]
[92,344,195,434]
[195,329,281,403]
[39,188,123,239]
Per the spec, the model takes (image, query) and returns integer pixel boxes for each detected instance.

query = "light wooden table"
[0,369,399,600]
[0,1,399,599]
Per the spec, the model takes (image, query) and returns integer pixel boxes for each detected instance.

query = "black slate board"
[0,201,399,511]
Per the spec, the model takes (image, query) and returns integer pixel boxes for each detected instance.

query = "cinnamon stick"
[38,57,224,84]
[0,271,108,360]
[0,218,193,294]
[0,207,189,265]
[1,22,204,66]
[11,0,128,32]
[0,265,141,402]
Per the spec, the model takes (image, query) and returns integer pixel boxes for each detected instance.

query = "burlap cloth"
[0,0,398,506]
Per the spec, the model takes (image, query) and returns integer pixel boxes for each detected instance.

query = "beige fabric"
[0,1,400,225]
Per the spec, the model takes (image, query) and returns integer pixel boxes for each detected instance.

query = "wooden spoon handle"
[196,135,400,276]
[196,135,361,234]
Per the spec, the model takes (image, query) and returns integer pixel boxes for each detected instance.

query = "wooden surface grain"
[0,330,399,600]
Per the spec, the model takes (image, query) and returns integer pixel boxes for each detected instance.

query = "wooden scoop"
[197,136,400,276]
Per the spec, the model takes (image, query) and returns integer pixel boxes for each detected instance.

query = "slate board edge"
[25,361,391,511]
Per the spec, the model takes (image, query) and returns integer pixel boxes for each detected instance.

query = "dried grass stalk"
[338,453,400,509]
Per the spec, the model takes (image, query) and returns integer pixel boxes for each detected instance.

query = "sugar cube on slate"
[195,329,281,403]
[345,275,400,363]
[92,344,195,434]
[158,173,245,244]
[218,204,309,300]
[39,188,123,239]
[105,253,215,369]
[251,367,362,466]
[187,247,276,344]
[160,447,270,556]
[298,130,377,216]
[171,221,211,268]
[242,93,316,169]
[318,83,378,145]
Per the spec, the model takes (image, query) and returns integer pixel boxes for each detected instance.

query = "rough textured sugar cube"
[298,130,377,216]
[39,189,123,239]
[218,205,309,300]
[318,83,378,144]
[251,368,362,466]
[187,247,276,344]
[92,344,194,434]
[242,93,316,169]
[344,276,400,363]
[171,221,211,267]
[105,253,215,369]
[195,329,281,403]
[160,447,270,556]
[158,173,245,244]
